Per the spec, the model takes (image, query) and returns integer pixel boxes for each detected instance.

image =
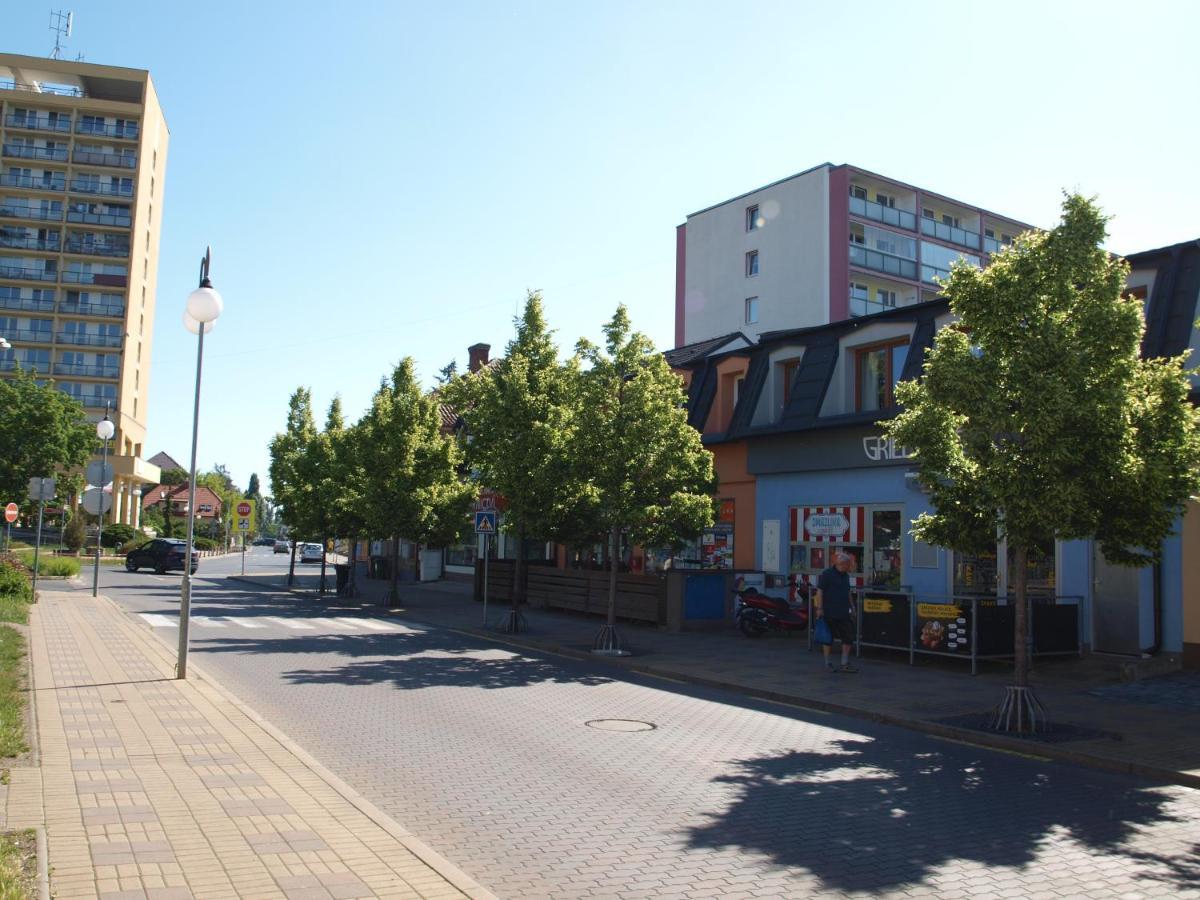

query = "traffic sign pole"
[31,487,46,602]
[482,532,489,628]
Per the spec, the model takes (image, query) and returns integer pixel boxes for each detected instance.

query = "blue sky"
[6,1,1199,494]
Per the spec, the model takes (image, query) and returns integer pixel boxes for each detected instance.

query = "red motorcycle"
[734,586,809,637]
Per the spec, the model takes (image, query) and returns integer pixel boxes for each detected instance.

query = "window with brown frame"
[781,358,802,409]
[855,339,909,411]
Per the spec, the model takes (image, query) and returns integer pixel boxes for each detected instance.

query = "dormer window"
[855,339,909,411]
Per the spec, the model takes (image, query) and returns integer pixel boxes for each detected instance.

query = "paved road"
[75,551,1200,898]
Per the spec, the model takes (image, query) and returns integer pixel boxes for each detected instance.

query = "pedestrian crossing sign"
[474,510,497,534]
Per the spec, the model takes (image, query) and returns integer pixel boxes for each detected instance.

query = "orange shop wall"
[711,441,756,571]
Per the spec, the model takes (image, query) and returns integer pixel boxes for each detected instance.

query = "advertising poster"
[858,591,910,649]
[914,602,970,654]
[702,527,733,569]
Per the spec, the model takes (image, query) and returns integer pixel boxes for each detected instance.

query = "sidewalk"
[7,589,495,900]
[240,568,1200,790]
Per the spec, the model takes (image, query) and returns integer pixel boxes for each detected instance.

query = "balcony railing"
[2,144,68,162]
[0,295,55,312]
[920,217,981,250]
[0,235,60,252]
[65,239,130,258]
[0,203,63,221]
[72,149,136,169]
[75,121,140,140]
[68,180,132,197]
[984,236,1016,255]
[4,114,71,133]
[61,270,127,286]
[0,264,57,282]
[6,329,54,343]
[56,331,123,348]
[1,173,65,192]
[849,244,917,280]
[59,301,124,318]
[0,79,84,98]
[849,196,917,231]
[53,363,120,378]
[66,210,131,228]
[850,296,900,317]
[921,263,951,284]
[0,358,46,372]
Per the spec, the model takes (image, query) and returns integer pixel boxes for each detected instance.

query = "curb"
[106,593,496,900]
[225,577,1200,791]
[34,824,49,900]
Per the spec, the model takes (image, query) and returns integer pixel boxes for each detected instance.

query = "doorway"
[1092,549,1143,655]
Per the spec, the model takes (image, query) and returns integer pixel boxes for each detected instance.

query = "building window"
[745,296,759,324]
[922,208,934,220]
[855,339,909,411]
[746,205,760,231]
[850,185,867,200]
[745,250,759,277]
[781,358,801,408]
[942,213,960,228]
[876,288,896,308]
[875,192,895,208]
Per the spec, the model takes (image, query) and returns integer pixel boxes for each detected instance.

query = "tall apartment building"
[674,162,1034,347]
[0,53,167,525]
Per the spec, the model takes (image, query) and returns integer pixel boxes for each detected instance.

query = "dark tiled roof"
[664,332,752,368]
[147,451,184,472]
[1126,238,1200,361]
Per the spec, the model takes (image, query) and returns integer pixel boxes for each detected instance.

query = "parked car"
[273,540,290,554]
[252,537,274,546]
[299,542,324,564]
[125,539,198,574]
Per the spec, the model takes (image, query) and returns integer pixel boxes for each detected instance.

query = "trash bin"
[335,564,350,592]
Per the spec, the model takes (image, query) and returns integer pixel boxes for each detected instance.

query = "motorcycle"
[734,586,810,637]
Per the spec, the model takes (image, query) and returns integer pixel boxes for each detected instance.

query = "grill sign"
[804,513,848,537]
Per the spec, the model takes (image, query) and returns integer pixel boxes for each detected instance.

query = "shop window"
[855,339,909,411]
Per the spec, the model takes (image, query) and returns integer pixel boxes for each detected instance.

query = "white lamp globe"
[182,310,214,335]
[96,418,115,440]
[185,285,223,323]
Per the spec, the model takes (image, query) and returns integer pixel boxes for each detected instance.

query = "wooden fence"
[475,560,668,625]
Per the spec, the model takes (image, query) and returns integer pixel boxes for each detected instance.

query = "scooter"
[734,586,809,637]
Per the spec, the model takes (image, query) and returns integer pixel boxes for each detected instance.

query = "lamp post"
[92,404,114,598]
[177,248,222,680]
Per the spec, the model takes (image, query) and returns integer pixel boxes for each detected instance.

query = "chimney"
[467,343,491,373]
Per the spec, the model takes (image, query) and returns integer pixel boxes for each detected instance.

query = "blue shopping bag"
[813,617,832,646]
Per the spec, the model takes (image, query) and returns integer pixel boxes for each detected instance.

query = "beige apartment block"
[0,52,167,524]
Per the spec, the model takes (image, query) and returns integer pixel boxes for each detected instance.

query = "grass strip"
[0,627,26,759]
[0,828,37,898]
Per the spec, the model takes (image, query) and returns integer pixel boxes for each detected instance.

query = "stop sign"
[236,501,252,517]
[3,503,16,523]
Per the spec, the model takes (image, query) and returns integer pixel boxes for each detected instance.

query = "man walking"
[814,550,858,673]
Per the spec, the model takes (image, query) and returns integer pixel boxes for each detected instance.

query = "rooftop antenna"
[49,9,73,60]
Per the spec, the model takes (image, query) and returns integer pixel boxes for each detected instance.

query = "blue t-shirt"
[817,566,852,619]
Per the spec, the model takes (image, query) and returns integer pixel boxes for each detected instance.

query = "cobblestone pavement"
[1089,671,1200,713]
[79,557,1200,900]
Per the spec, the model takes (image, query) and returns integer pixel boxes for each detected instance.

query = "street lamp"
[92,404,114,598]
[177,247,223,680]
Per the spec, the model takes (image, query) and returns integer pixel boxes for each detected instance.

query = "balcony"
[75,121,140,140]
[0,78,83,98]
[65,239,130,258]
[921,263,951,284]
[849,196,916,231]
[53,363,120,378]
[0,295,55,312]
[6,329,54,343]
[849,244,917,280]
[68,180,132,197]
[66,210,131,228]
[0,358,45,372]
[0,203,63,222]
[0,235,60,253]
[56,331,123,348]
[61,270,127,287]
[1,173,65,192]
[4,114,71,133]
[2,143,68,162]
[72,149,136,169]
[920,217,981,250]
[59,301,124,319]
[0,263,57,282]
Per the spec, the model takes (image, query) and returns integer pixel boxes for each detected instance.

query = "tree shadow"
[686,737,1195,893]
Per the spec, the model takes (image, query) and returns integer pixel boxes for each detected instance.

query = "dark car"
[124,539,198,574]
[252,537,274,546]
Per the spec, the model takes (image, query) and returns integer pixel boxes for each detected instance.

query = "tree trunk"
[514,524,526,614]
[607,525,619,629]
[389,534,400,605]
[319,535,328,595]
[1013,543,1029,687]
[287,539,297,587]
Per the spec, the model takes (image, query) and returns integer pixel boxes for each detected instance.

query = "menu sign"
[915,602,970,654]
[858,591,910,649]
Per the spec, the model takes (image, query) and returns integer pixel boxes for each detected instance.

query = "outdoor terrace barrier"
[474,559,668,625]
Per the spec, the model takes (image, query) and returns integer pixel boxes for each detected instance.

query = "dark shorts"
[825,616,856,644]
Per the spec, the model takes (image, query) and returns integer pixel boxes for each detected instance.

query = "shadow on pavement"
[686,737,1196,893]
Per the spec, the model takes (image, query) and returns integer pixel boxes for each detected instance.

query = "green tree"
[62,510,86,552]
[298,399,352,594]
[269,388,318,586]
[160,468,189,486]
[0,368,93,503]
[246,472,261,498]
[435,360,458,385]
[357,359,475,605]
[573,306,717,652]
[444,291,585,631]
[885,194,1200,731]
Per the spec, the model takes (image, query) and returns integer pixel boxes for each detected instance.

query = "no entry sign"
[3,503,16,523]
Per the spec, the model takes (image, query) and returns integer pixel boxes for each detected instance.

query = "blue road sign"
[474,510,497,534]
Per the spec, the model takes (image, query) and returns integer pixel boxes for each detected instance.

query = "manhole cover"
[585,719,656,732]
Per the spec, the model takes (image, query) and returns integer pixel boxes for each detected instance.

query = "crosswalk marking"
[263,617,316,630]
[137,612,415,634]
[310,617,356,630]
[335,617,397,631]
[141,613,176,628]
[191,615,227,628]
[222,617,266,628]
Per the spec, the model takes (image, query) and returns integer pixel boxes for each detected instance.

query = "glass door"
[867,508,903,589]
